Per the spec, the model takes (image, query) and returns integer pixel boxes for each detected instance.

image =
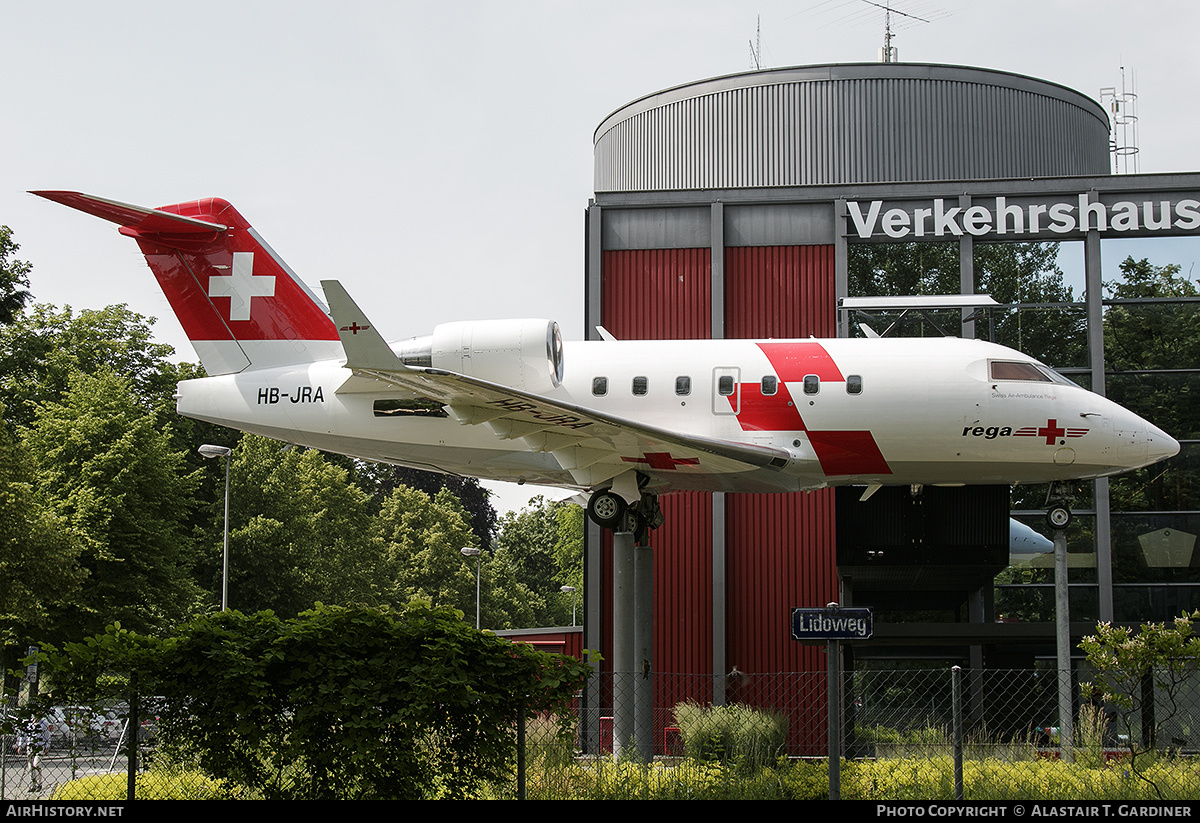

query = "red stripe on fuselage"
[735,382,805,431]
[728,343,891,476]
[807,430,893,476]
[756,341,845,382]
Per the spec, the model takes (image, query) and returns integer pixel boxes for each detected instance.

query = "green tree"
[0,227,32,326]
[348,461,498,549]
[0,405,82,654]
[1080,614,1200,798]
[375,485,479,615]
[217,435,387,617]
[0,303,180,430]
[23,369,201,641]
[488,497,583,628]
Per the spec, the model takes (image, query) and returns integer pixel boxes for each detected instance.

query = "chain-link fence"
[1,697,164,801]
[8,667,1200,800]
[529,667,1200,800]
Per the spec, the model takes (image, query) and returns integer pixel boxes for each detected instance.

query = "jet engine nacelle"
[396,319,564,393]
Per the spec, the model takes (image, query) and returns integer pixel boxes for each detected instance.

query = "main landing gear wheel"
[586,484,661,544]
[587,490,626,530]
[619,508,645,537]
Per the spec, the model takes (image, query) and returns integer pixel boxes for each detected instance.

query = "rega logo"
[963,426,1013,440]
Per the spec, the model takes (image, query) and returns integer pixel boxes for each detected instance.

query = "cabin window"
[803,374,820,395]
[846,375,862,395]
[632,376,648,396]
[592,377,608,396]
[676,376,691,396]
[990,361,1052,382]
[760,375,778,396]
[717,375,735,396]
[374,398,448,418]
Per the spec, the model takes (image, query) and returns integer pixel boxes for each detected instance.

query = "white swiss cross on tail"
[208,252,276,321]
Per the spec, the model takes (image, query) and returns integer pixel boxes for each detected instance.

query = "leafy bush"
[672,702,787,774]
[34,602,591,800]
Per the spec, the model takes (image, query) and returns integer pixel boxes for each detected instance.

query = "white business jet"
[34,191,1179,536]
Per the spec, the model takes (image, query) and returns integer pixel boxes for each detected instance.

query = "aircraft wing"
[322,281,793,491]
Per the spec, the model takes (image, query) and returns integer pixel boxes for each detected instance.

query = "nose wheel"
[1047,505,1072,530]
[1045,481,1076,531]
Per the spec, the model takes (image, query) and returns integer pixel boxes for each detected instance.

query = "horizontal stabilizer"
[31,191,226,234]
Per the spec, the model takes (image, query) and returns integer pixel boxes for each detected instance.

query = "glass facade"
[849,236,1200,625]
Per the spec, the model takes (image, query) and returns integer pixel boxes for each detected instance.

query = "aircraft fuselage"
[176,335,1174,494]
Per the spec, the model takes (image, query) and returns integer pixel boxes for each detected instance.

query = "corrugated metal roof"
[596,63,1110,192]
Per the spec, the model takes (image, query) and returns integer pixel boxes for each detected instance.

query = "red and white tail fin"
[32,191,341,375]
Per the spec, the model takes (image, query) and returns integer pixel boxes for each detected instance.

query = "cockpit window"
[1037,365,1082,388]
[989,361,1052,382]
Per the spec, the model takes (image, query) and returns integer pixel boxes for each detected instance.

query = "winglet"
[321,280,404,371]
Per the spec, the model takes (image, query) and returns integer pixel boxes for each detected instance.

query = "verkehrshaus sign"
[791,607,873,641]
[846,195,1200,240]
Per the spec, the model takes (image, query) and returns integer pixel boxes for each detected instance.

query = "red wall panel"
[601,249,712,340]
[597,244,838,752]
[724,245,837,338]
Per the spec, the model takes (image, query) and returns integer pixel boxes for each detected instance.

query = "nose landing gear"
[1045,481,1077,531]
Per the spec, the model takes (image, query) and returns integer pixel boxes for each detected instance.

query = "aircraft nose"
[1144,421,1180,465]
[1115,409,1179,469]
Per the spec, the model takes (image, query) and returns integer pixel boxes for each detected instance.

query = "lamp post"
[198,444,232,611]
[561,585,577,626]
[460,547,482,629]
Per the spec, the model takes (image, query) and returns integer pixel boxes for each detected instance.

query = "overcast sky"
[4,0,1198,512]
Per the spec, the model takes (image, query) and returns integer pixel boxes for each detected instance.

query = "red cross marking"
[622,452,701,470]
[1038,419,1066,445]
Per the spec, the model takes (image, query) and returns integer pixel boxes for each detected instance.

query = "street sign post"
[791,604,872,799]
[791,606,873,641]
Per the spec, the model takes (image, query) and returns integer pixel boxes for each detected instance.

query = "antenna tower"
[1100,67,1140,174]
[861,0,931,62]
[749,15,763,70]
